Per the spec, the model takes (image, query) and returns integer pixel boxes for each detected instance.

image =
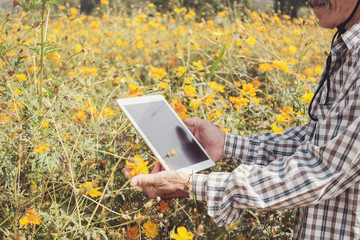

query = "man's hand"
[123,165,190,199]
[183,117,225,163]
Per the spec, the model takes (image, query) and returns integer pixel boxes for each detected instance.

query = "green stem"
[39,2,46,108]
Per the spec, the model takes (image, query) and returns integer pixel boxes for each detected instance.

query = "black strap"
[308,0,360,121]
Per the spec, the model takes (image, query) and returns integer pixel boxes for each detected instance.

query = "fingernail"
[130,178,137,187]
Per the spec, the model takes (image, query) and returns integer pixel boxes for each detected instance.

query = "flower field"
[0,1,333,239]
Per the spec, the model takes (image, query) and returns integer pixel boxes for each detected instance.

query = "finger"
[183,117,199,133]
[122,168,133,179]
[151,162,164,173]
[183,117,197,127]
[131,173,159,188]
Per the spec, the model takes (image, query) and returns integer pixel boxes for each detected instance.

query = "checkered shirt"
[192,22,360,239]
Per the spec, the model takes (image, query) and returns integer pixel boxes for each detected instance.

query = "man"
[123,0,360,238]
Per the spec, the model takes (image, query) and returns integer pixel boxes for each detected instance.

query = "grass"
[0,1,332,239]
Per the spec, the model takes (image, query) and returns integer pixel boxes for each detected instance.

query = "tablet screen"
[123,100,209,170]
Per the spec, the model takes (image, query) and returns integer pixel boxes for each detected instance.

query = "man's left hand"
[123,166,190,199]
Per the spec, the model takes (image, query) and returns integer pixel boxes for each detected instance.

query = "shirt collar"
[339,20,360,51]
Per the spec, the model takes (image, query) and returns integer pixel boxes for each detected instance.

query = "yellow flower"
[0,86,5,95]
[150,67,168,80]
[17,74,27,81]
[100,0,109,5]
[79,182,102,197]
[142,220,158,238]
[272,60,292,74]
[15,89,23,95]
[258,63,273,72]
[270,124,283,135]
[158,81,169,90]
[276,114,287,125]
[27,66,39,74]
[0,114,11,124]
[252,96,260,104]
[72,110,87,123]
[102,106,115,119]
[174,66,186,78]
[246,35,256,46]
[189,99,200,111]
[192,60,203,70]
[126,155,149,176]
[207,109,222,120]
[171,226,194,240]
[209,81,225,93]
[241,83,258,97]
[79,66,98,76]
[69,8,78,19]
[288,45,298,55]
[315,64,323,75]
[128,83,143,97]
[41,121,49,128]
[250,12,259,21]
[301,92,314,104]
[137,41,144,48]
[202,94,215,105]
[229,96,249,111]
[73,43,83,53]
[19,208,43,229]
[183,84,197,97]
[34,143,51,153]
[11,102,25,112]
[136,13,147,22]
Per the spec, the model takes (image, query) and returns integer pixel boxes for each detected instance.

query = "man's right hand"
[183,117,225,163]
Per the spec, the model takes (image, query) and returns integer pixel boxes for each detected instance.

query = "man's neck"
[345,5,360,31]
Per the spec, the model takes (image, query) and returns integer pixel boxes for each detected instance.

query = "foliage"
[0,0,332,239]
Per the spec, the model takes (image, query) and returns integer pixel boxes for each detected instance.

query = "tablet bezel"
[117,95,215,174]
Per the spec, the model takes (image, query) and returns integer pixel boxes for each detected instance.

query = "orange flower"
[72,110,87,123]
[126,225,139,239]
[19,208,43,229]
[156,201,170,212]
[128,83,143,97]
[172,98,187,113]
[34,143,51,153]
[240,83,258,97]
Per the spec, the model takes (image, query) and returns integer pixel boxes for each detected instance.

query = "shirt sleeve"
[223,124,309,166]
[192,82,360,227]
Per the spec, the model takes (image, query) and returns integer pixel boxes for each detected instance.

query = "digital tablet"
[117,95,215,174]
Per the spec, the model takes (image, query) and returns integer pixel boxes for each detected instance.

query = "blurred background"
[0,0,311,19]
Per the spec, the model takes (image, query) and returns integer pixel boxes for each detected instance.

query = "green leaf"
[209,44,227,78]
[24,42,61,55]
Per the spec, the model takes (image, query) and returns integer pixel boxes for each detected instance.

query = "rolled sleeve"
[223,133,249,163]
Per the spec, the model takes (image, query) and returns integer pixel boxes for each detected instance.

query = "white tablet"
[117,95,215,174]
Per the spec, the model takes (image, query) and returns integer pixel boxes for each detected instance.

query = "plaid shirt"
[192,22,360,239]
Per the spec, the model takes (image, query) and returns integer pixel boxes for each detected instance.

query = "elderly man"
[123,0,360,238]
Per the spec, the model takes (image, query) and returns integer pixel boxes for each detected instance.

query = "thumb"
[183,117,199,134]
[183,117,196,127]
[130,174,158,188]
